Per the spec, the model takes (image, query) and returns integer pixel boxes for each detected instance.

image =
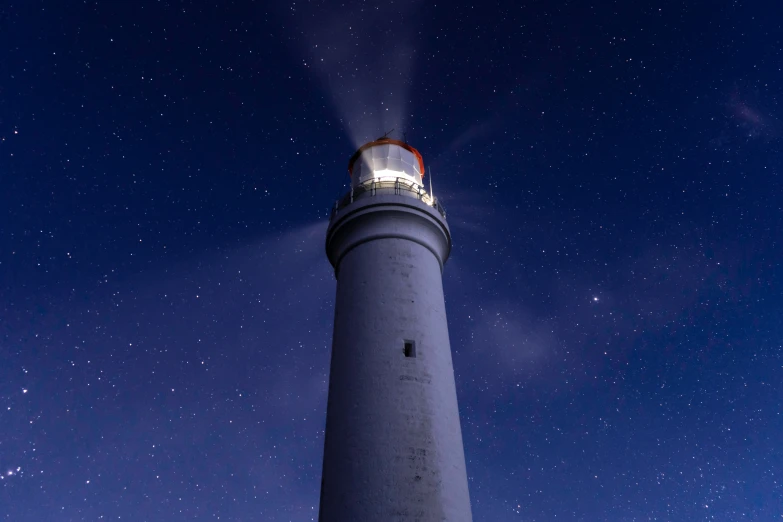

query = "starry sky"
[1,0,782,520]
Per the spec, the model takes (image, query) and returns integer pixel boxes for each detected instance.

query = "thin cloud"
[729,98,778,140]
[712,87,781,147]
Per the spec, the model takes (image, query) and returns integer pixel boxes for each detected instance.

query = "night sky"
[1,1,782,521]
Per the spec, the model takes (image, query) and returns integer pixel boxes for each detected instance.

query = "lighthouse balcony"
[331,176,447,220]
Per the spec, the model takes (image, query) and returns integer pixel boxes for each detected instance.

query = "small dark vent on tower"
[403,340,416,358]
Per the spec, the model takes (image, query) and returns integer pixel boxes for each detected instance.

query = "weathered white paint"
[320,194,473,522]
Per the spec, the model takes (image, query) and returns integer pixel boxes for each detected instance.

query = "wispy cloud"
[712,87,780,147]
[443,198,752,400]
[728,96,779,140]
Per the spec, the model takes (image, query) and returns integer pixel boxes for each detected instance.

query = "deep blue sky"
[1,1,782,520]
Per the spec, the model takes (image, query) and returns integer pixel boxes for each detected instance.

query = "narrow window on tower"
[403,340,416,358]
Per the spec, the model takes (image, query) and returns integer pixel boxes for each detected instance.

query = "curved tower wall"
[319,194,473,522]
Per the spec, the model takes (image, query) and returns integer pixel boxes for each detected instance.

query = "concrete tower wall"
[320,196,472,522]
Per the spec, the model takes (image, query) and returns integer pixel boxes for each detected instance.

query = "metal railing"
[330,177,447,219]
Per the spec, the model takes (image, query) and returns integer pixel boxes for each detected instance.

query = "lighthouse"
[318,137,473,521]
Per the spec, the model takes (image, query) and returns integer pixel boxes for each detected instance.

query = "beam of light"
[281,0,424,148]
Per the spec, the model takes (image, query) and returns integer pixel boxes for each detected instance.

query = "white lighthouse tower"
[319,137,473,521]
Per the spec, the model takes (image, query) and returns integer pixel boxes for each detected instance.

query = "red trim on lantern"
[347,138,425,178]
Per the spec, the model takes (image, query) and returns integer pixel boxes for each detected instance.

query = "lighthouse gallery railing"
[331,177,446,219]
